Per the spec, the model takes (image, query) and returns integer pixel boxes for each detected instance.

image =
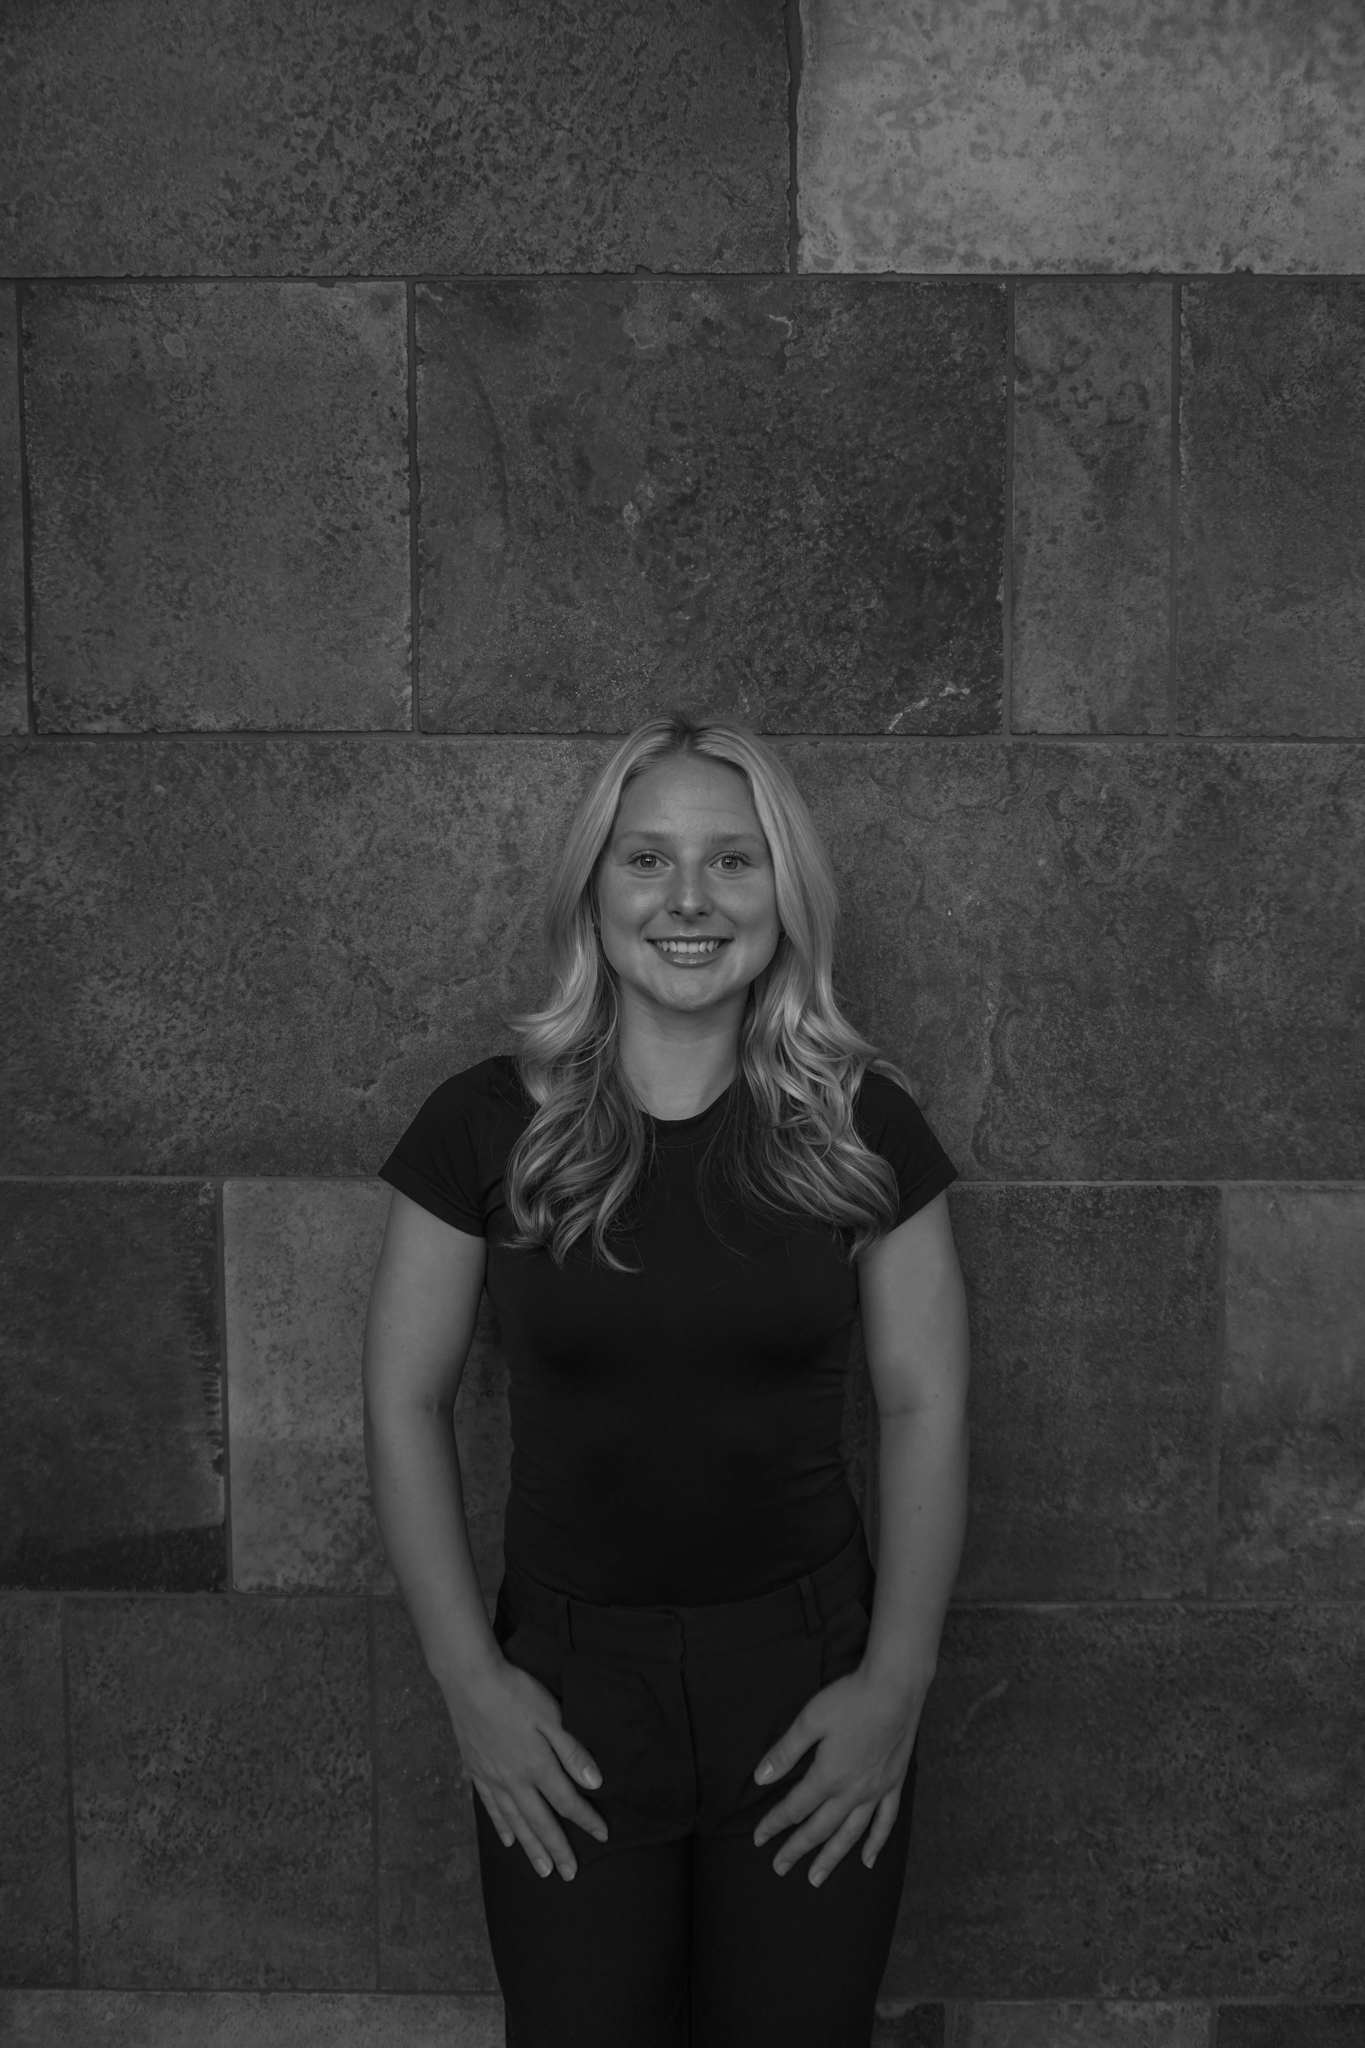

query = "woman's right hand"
[445,1652,608,1880]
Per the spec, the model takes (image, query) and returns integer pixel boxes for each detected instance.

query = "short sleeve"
[377,1066,495,1237]
[854,1069,957,1225]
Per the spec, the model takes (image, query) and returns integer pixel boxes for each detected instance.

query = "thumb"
[754,1711,816,1786]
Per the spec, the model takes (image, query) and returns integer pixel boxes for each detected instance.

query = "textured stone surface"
[0,1599,71,1985]
[5,740,1362,1182]
[1216,1188,1365,1597]
[374,1601,495,1992]
[0,1182,222,1590]
[1012,283,1171,734]
[1217,2010,1365,2048]
[0,1991,505,2045]
[67,1597,372,1988]
[798,0,1365,273]
[950,1185,1219,1600]
[25,283,409,732]
[956,2009,1210,2047]
[889,1607,1365,1999]
[1179,282,1365,737]
[418,279,1005,734]
[871,2005,945,2046]
[0,287,24,735]
[0,0,786,276]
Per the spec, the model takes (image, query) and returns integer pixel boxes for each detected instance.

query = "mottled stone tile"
[951,1186,1219,1600]
[374,1601,495,1992]
[798,0,1365,273]
[1217,2009,1365,2048]
[956,2007,1210,2047]
[0,286,24,735]
[872,2004,945,2047]
[0,1990,505,2045]
[418,279,1005,734]
[887,1607,1365,1999]
[67,1597,372,1988]
[25,283,409,732]
[1179,283,1365,736]
[1216,1189,1365,1597]
[0,1,786,276]
[1013,283,1171,734]
[0,1182,222,1590]
[0,1599,71,1984]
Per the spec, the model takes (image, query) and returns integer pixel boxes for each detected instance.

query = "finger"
[808,1803,877,1886]
[472,1776,515,1850]
[860,1788,901,1869]
[537,1762,609,1844]
[545,1723,604,1793]
[501,1799,558,1879]
[771,1795,848,1876]
[753,1768,831,1847]
[753,1712,817,1787]
[516,1784,581,1881]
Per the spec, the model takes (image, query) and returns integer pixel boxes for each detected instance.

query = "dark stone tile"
[67,1597,372,1988]
[1216,1189,1365,1598]
[374,1600,495,1993]
[25,283,409,732]
[417,279,1005,734]
[872,2004,945,2046]
[1,1,786,276]
[1179,283,1365,736]
[951,1186,1219,1601]
[1013,283,1170,735]
[0,286,24,736]
[885,1607,1365,1999]
[792,738,1365,1182]
[1217,2009,1365,2048]
[956,2009,1209,2047]
[0,1990,506,2044]
[0,1182,222,1590]
[799,1,1365,273]
[0,1598,72,1985]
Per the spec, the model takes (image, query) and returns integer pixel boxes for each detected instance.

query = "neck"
[616,990,745,1120]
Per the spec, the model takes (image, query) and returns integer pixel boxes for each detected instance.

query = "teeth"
[653,938,723,955]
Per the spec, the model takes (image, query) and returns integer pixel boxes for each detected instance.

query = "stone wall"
[2,4,1362,2042]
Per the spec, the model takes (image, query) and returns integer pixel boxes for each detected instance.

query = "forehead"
[612,755,763,838]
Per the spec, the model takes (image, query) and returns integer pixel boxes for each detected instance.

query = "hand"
[445,1653,607,1881]
[752,1667,923,1885]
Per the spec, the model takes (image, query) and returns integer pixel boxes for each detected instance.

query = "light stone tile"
[0,1991,504,2045]
[957,2007,1210,2047]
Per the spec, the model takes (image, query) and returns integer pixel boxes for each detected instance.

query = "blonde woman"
[363,714,970,2047]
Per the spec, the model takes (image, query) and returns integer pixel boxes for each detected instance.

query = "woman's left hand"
[751,1667,924,1884]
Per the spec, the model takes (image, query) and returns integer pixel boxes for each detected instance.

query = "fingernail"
[562,1866,576,1881]
[773,1861,787,1877]
[810,1870,825,1887]
[583,1766,601,1787]
[536,1859,551,1877]
[755,1762,773,1784]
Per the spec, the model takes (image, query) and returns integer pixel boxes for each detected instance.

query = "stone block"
[956,2009,1210,2047]
[1217,2010,1365,2048]
[1216,1188,1365,1597]
[1179,282,1365,736]
[0,1182,222,1590]
[25,282,409,732]
[886,1607,1365,1999]
[798,0,1365,273]
[417,279,1005,734]
[67,1597,372,1988]
[871,2005,945,2046]
[0,1990,506,2046]
[0,286,24,735]
[951,1185,1219,1600]
[374,1601,496,1992]
[0,1598,71,1985]
[0,0,786,276]
[1012,283,1171,734]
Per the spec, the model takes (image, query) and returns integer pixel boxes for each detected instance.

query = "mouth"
[648,936,731,964]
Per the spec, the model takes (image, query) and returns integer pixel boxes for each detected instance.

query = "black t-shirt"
[379,1055,956,1606]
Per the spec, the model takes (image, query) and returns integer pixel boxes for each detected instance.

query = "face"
[594,754,782,1023]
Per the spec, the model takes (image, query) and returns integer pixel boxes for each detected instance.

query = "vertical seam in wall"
[785,0,803,275]
[407,279,421,734]
[59,1599,82,1985]
[1205,1182,1228,1597]
[368,1596,383,1989]
[15,281,37,736]
[215,1181,235,1596]
[1207,1998,1219,2048]
[1169,280,1181,736]
[1002,279,1015,738]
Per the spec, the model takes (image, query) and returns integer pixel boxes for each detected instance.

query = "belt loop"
[555,1592,574,1653]
[797,1573,822,1638]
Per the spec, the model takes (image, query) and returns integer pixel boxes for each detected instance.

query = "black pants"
[474,1525,916,2048]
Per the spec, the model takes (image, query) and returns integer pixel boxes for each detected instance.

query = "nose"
[666,859,714,922]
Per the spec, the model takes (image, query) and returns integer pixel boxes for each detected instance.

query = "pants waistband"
[499,1523,872,1666]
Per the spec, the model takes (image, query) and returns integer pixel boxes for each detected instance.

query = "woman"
[363,713,970,2047]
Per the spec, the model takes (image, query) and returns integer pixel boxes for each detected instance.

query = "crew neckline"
[645,1078,734,1141]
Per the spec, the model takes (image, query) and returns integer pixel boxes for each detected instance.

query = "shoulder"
[417,1053,530,1124]
[851,1065,923,1141]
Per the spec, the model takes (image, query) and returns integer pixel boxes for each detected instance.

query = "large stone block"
[1012,283,1171,734]
[956,2009,1209,2047]
[0,0,786,276]
[374,1601,495,1992]
[798,0,1365,273]
[1216,1188,1365,1598]
[1217,2010,1365,2048]
[871,2006,945,2047]
[67,1597,372,1987]
[0,1599,71,1985]
[0,1182,222,1590]
[888,1607,1365,1998]
[0,287,24,735]
[0,1991,506,2045]
[1179,282,1365,736]
[417,279,1005,734]
[25,283,409,732]
[225,1178,511,1597]
[951,1186,1219,1600]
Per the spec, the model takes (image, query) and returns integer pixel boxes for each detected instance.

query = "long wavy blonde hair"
[503,713,910,1268]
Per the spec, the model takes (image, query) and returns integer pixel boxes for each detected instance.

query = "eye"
[629,852,663,871]
[714,852,748,873]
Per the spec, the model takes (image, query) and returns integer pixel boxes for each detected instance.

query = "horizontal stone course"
[1216,2008,1365,2047]
[0,1599,71,1986]
[955,2006,1209,2046]
[0,1990,505,2045]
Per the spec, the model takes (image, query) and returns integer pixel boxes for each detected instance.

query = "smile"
[649,937,729,960]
